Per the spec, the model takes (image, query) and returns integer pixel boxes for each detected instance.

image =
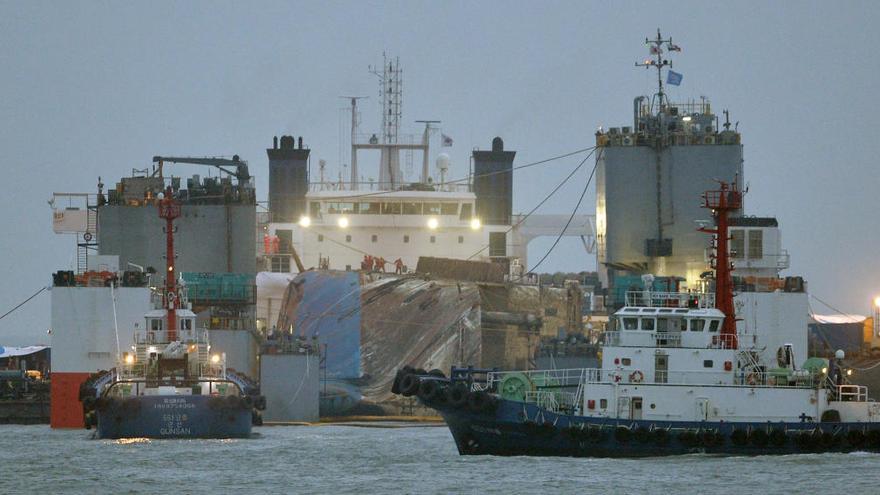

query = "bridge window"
[271,256,290,272]
[489,232,506,257]
[623,318,638,330]
[327,202,355,214]
[689,319,705,332]
[748,230,763,259]
[402,202,421,215]
[150,319,163,331]
[424,203,441,215]
[641,318,655,331]
[181,319,193,330]
[460,203,473,220]
[359,202,381,214]
[730,229,744,259]
[708,319,720,332]
[382,202,401,215]
[441,203,458,215]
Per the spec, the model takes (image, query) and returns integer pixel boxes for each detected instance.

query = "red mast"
[699,181,742,349]
[157,186,181,341]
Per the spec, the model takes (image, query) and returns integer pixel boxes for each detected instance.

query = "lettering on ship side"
[153,397,196,410]
[160,412,191,436]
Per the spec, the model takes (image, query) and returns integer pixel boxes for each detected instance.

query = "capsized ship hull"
[275,270,481,415]
[94,395,252,439]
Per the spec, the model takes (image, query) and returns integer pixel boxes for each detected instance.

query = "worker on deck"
[394,258,404,274]
[374,257,386,273]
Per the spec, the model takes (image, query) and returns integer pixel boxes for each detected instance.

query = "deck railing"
[836,384,868,402]
[625,291,715,309]
[485,367,822,389]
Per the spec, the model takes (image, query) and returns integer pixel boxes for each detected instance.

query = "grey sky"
[2,1,879,345]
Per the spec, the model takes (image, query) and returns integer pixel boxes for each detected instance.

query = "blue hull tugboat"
[79,186,265,439]
[392,180,880,456]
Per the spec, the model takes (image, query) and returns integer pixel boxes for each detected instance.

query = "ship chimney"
[473,137,515,226]
[268,135,310,222]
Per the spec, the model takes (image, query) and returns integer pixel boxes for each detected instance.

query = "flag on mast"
[668,44,682,52]
[441,134,453,147]
[666,70,683,86]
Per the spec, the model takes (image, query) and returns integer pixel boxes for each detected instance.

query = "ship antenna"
[635,29,678,113]
[698,180,743,349]
[158,186,181,340]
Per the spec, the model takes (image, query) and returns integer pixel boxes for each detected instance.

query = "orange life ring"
[630,370,644,383]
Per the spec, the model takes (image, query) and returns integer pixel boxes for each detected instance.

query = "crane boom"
[152,155,250,182]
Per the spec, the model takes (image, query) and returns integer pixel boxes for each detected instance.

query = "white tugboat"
[393,180,880,456]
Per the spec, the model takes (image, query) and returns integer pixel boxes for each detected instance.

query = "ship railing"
[484,368,602,392]
[836,384,869,402]
[604,331,759,350]
[135,328,209,345]
[118,363,147,380]
[654,332,682,347]
[483,367,822,390]
[624,291,715,309]
[604,331,621,346]
[198,363,225,379]
[523,390,578,414]
[104,378,243,398]
[307,181,473,193]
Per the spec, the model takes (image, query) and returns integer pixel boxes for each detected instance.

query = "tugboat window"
[623,318,638,330]
[656,318,668,331]
[641,318,655,331]
[690,319,705,332]
[600,399,608,409]
[150,319,163,331]
[708,320,720,332]
[703,360,714,368]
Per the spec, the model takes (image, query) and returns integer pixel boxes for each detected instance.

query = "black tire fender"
[399,374,421,397]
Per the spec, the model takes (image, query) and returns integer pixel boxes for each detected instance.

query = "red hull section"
[50,372,90,428]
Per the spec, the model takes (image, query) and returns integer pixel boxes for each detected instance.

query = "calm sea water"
[3,424,879,494]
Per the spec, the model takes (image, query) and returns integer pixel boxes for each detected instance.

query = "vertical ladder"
[76,205,99,274]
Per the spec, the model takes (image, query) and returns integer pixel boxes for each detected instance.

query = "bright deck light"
[124,354,135,365]
[874,296,880,308]
[337,217,349,228]
[470,218,481,230]
[427,217,439,230]
[298,216,311,228]
[211,354,221,364]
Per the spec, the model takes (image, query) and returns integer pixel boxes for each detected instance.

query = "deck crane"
[151,155,250,183]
